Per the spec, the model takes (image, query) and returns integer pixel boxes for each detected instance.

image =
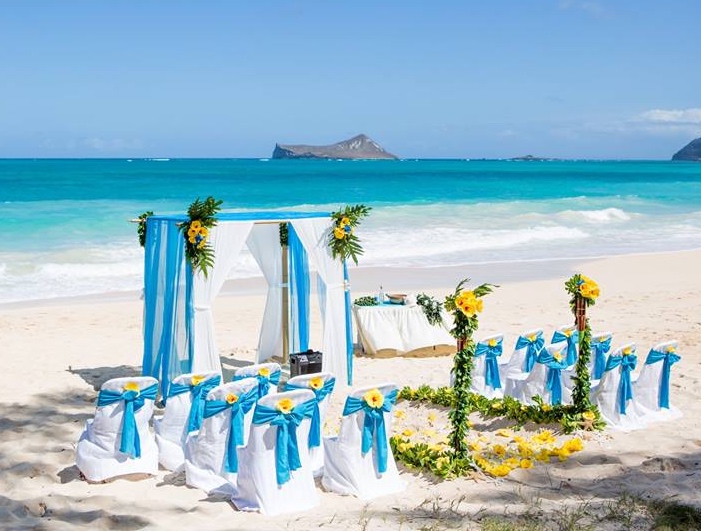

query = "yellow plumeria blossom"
[454,290,483,317]
[191,374,205,386]
[622,346,634,356]
[276,397,294,414]
[495,428,513,438]
[308,376,324,390]
[258,367,270,378]
[488,338,498,347]
[333,227,346,240]
[553,350,564,363]
[123,381,140,393]
[225,393,239,404]
[363,388,385,409]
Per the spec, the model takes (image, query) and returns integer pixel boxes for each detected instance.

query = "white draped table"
[352,303,455,356]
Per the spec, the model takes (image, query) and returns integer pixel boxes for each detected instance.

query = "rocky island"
[272,134,398,160]
[672,137,701,161]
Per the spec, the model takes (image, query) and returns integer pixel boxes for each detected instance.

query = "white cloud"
[637,108,701,125]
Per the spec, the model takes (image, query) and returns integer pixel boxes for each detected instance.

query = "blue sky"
[1,1,699,159]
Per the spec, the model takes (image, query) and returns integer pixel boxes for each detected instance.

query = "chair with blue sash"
[592,343,646,431]
[283,371,336,477]
[322,383,406,500]
[232,389,319,516]
[551,324,579,367]
[469,334,504,399]
[502,329,545,398]
[589,332,613,382]
[634,340,682,423]
[76,376,159,482]
[153,371,221,471]
[233,362,281,400]
[183,377,259,496]
[515,343,573,406]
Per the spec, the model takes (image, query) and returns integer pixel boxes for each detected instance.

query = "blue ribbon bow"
[515,332,544,373]
[552,328,579,366]
[97,382,158,458]
[537,350,569,405]
[284,377,336,448]
[590,336,612,380]
[474,339,503,389]
[202,386,258,474]
[167,375,222,433]
[342,389,398,474]
[605,352,637,414]
[234,369,281,400]
[251,399,315,485]
[645,348,681,409]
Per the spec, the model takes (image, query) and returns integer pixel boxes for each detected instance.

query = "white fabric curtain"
[246,224,283,363]
[290,217,347,385]
[191,221,254,374]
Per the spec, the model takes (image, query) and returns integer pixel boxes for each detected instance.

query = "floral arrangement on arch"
[328,204,372,265]
[180,196,223,277]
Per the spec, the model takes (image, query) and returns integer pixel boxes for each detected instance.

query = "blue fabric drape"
[343,260,354,385]
[167,375,222,432]
[645,347,681,409]
[605,352,637,414]
[234,370,281,400]
[284,377,336,448]
[203,387,258,473]
[515,332,544,373]
[288,224,310,353]
[536,350,569,405]
[342,389,398,474]
[251,399,315,485]
[474,338,503,389]
[552,328,579,366]
[97,382,158,458]
[591,335,612,380]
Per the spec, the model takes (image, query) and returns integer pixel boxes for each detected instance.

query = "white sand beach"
[1,249,700,530]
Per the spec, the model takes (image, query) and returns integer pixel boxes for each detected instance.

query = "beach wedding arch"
[328,204,372,265]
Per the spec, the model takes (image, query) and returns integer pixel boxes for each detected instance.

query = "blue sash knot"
[515,333,544,373]
[342,389,398,474]
[284,377,336,448]
[167,375,222,433]
[591,336,612,380]
[474,339,503,389]
[537,350,568,405]
[235,369,281,400]
[202,386,258,473]
[251,399,315,485]
[645,348,681,409]
[552,329,579,366]
[605,353,637,414]
[97,382,158,458]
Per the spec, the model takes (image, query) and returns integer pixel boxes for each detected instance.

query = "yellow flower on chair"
[553,350,564,363]
[308,376,324,390]
[363,388,385,409]
[258,367,270,378]
[276,397,294,414]
[488,338,498,347]
[225,393,239,404]
[191,374,205,386]
[123,381,140,393]
[666,345,676,353]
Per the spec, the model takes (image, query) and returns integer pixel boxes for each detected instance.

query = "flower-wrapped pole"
[444,278,496,458]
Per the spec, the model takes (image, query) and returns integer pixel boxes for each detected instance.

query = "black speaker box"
[289,349,323,377]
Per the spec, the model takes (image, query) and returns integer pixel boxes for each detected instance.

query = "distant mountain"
[272,134,398,160]
[672,137,701,161]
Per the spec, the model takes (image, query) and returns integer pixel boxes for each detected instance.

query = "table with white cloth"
[352,303,456,356]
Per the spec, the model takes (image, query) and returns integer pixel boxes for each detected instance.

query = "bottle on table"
[377,285,385,304]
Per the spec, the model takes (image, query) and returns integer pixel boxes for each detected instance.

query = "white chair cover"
[469,334,504,399]
[283,372,336,477]
[232,389,319,516]
[634,340,682,423]
[589,332,613,382]
[233,362,281,400]
[183,378,259,496]
[76,376,159,482]
[154,371,221,471]
[508,343,573,405]
[592,343,646,431]
[551,324,579,367]
[322,382,406,500]
[501,329,544,379]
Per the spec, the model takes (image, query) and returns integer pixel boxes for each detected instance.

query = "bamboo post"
[575,295,587,332]
[281,244,290,365]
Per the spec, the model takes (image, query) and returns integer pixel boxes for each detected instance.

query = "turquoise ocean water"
[1,158,700,304]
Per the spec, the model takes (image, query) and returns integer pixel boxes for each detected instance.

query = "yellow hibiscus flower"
[276,397,294,414]
[623,346,633,356]
[190,220,201,230]
[123,381,140,393]
[363,388,385,409]
[191,374,205,386]
[188,235,197,244]
[198,226,209,236]
[308,376,324,390]
[488,338,498,347]
[490,464,512,477]
[258,367,270,378]
[492,444,507,457]
[225,393,239,404]
[187,227,198,237]
[333,227,346,239]
[340,217,351,226]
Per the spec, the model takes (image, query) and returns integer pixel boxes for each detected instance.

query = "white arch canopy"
[141,211,354,397]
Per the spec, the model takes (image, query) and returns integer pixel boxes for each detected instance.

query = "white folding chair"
[283,371,336,477]
[322,382,406,500]
[183,378,259,496]
[589,332,613,381]
[232,389,319,516]
[634,340,682,423]
[233,362,281,400]
[469,334,504,399]
[551,324,579,367]
[153,371,221,471]
[513,343,572,406]
[502,329,544,398]
[76,376,159,482]
[592,343,646,431]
